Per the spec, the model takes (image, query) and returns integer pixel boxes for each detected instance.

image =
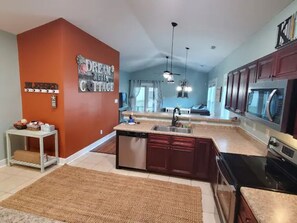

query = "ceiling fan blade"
[172,73,181,76]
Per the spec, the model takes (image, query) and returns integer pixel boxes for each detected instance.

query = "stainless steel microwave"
[245,79,296,132]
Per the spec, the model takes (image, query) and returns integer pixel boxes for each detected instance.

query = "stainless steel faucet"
[172,107,181,126]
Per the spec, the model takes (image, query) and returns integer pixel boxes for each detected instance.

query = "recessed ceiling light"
[211,45,216,50]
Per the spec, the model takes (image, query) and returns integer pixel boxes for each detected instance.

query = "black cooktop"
[220,152,297,194]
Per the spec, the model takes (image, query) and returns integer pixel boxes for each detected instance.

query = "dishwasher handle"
[117,131,148,138]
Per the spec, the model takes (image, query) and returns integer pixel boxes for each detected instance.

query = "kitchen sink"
[152,125,192,134]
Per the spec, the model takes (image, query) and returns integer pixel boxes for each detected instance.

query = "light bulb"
[176,86,182,91]
[187,86,193,92]
[163,71,170,79]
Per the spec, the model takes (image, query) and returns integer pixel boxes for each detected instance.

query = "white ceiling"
[0,0,293,73]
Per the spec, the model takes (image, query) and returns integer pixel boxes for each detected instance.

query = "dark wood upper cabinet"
[257,53,276,80]
[236,68,249,114]
[225,72,233,109]
[231,71,240,111]
[275,41,297,79]
[248,62,258,84]
[194,138,212,180]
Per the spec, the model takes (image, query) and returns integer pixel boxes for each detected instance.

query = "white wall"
[208,0,297,149]
[0,30,22,161]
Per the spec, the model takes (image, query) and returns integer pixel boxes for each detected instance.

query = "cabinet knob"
[246,217,251,223]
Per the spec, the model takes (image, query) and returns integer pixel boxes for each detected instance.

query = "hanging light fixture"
[177,47,192,98]
[163,56,170,79]
[167,22,178,84]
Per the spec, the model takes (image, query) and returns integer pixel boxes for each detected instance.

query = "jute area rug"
[0,165,202,223]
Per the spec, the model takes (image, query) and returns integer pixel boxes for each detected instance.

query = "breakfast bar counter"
[114,122,267,156]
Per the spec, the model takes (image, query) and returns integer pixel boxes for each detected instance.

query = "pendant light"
[167,22,178,84]
[163,56,170,79]
[177,47,192,98]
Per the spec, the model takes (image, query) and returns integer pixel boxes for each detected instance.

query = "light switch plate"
[114,99,118,103]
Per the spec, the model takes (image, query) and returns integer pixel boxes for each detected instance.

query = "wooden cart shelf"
[6,129,59,172]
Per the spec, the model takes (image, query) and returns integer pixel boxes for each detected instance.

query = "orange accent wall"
[17,18,119,158]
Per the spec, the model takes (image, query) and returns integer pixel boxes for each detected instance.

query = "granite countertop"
[241,187,297,223]
[113,122,267,156]
[122,111,239,124]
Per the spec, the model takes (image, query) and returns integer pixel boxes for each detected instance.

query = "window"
[135,82,160,112]
[220,74,230,119]
[207,79,217,115]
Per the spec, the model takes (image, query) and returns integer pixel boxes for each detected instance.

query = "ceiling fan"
[162,56,181,79]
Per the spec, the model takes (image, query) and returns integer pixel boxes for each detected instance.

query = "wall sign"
[76,55,114,92]
[276,12,297,49]
[24,82,59,93]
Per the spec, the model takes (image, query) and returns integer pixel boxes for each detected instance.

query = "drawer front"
[239,196,258,223]
[148,134,170,145]
[171,136,195,148]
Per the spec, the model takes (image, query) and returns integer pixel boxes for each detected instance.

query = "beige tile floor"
[0,152,221,223]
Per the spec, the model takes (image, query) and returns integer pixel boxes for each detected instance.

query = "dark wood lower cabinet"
[209,144,219,191]
[194,138,212,180]
[170,145,194,177]
[238,195,258,223]
[147,134,170,174]
[147,134,216,180]
[147,143,169,174]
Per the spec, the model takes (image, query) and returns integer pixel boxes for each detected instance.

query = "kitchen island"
[114,121,266,156]
[122,111,240,125]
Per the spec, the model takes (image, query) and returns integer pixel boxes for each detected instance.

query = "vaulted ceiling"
[0,0,293,73]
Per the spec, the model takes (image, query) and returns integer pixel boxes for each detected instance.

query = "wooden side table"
[6,129,59,172]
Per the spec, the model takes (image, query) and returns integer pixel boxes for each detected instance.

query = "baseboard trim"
[59,131,116,164]
[0,158,7,168]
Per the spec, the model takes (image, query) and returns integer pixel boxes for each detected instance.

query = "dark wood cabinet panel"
[194,138,212,180]
[225,73,233,109]
[294,113,297,139]
[209,145,219,192]
[148,134,170,145]
[236,68,249,114]
[170,146,194,177]
[257,53,275,80]
[147,143,169,174]
[238,195,258,223]
[248,62,257,84]
[231,71,240,111]
[171,136,195,148]
[275,42,297,79]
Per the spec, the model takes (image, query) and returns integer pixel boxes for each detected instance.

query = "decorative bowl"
[13,124,27,130]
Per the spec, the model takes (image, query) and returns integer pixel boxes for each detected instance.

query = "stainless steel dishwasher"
[118,131,148,170]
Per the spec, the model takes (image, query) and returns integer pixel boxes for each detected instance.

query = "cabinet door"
[275,42,297,79]
[248,62,258,84]
[147,143,169,174]
[236,68,249,114]
[225,73,233,109]
[231,71,240,111]
[238,195,258,223]
[257,53,275,80]
[194,138,212,180]
[170,145,194,177]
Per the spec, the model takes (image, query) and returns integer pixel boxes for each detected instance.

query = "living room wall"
[0,30,22,162]
[18,19,119,158]
[129,64,208,109]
